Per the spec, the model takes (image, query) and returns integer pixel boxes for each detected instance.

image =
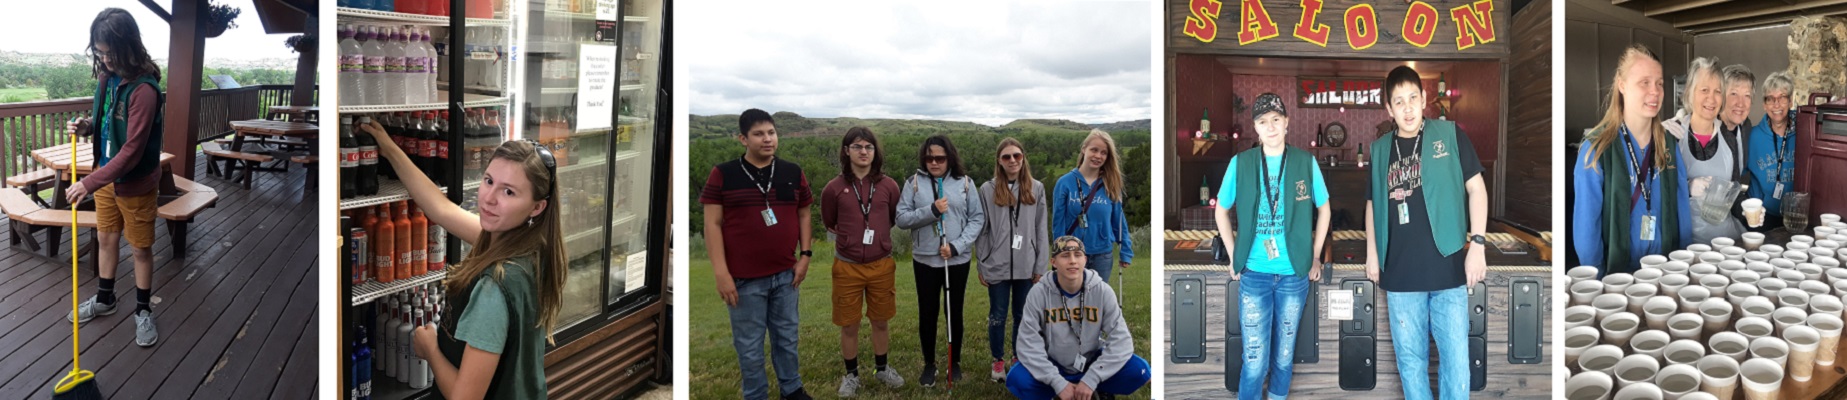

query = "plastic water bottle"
[339,24,365,106]
[420,28,440,104]
[402,29,429,105]
[361,26,388,106]
[383,27,408,105]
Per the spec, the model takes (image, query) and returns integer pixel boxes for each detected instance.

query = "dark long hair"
[992,137,1036,206]
[88,8,160,81]
[447,140,567,343]
[838,126,883,183]
[918,135,966,178]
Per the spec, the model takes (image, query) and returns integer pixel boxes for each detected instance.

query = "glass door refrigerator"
[337,0,671,398]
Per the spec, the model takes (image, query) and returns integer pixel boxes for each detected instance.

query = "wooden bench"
[4,169,58,203]
[0,187,96,256]
[290,155,317,197]
[202,143,273,189]
[157,176,217,254]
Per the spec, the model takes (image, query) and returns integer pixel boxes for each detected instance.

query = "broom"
[54,121,101,399]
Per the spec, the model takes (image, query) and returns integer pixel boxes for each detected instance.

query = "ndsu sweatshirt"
[1015,269,1134,393]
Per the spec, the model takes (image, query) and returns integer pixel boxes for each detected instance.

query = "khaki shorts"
[94,184,157,249]
[833,257,898,326]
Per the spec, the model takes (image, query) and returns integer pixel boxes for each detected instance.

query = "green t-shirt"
[439,256,547,399]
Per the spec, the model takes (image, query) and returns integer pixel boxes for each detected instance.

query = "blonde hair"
[1584,44,1672,174]
[1081,129,1124,201]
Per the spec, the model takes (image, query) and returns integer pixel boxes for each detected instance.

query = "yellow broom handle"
[69,130,80,371]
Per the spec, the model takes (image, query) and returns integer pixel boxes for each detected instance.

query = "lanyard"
[1392,134,1421,205]
[849,176,875,222]
[1622,126,1653,208]
[1258,151,1286,218]
[1063,283,1087,340]
[1771,124,1790,183]
[739,156,775,207]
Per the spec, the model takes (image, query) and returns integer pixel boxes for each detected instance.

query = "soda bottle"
[380,113,399,180]
[404,113,425,179]
[375,205,397,284]
[433,111,450,184]
[340,116,359,198]
[409,203,428,275]
[356,116,380,196]
[395,201,413,281]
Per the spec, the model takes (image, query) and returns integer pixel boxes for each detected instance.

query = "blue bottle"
[352,327,373,400]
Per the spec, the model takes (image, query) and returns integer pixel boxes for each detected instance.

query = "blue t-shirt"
[1745,112,1797,215]
[1216,153,1329,275]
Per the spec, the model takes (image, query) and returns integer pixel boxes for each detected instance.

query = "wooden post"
[164,0,205,179]
[291,15,317,107]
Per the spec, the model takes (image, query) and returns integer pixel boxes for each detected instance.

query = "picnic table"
[266,105,318,122]
[18,143,180,259]
[218,119,317,175]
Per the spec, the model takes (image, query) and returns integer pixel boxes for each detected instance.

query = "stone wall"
[1786,16,1847,104]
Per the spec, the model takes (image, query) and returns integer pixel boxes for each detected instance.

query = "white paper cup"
[1810,293,1844,319]
[1698,275,1730,295]
[1744,251,1771,265]
[1755,278,1787,297]
[1655,363,1701,399]
[1711,332,1751,363]
[1783,325,1820,381]
[1670,250,1698,263]
[1726,283,1759,306]
[1741,296,1776,321]
[1736,316,1774,342]
[1820,239,1843,250]
[1799,265,1827,283]
[1568,305,1600,331]
[1696,354,1739,400]
[1834,280,1847,297]
[1668,313,1705,342]
[1748,336,1789,370]
[1794,234,1816,245]
[1787,242,1811,252]
[1777,288,1811,310]
[1677,286,1710,314]
[1615,354,1662,391]
[1689,263,1718,282]
[1690,244,1715,253]
[1574,280,1607,306]
[1767,258,1795,270]
[1833,234,1847,244]
[1568,326,1605,370]
[1568,371,1615,400]
[1642,254,1670,269]
[1784,250,1810,263]
[1740,358,1783,400]
[1614,382,1664,400]
[1663,339,1706,366]
[1806,313,1842,366]
[1746,262,1776,276]
[1774,270,1805,285]
[1700,252,1727,265]
[1628,284,1661,315]
[1741,232,1766,250]
[1597,294,1631,320]
[1660,274,1693,296]
[1761,244,1785,255]
[1825,268,1847,286]
[1646,297,1679,331]
[1824,213,1842,225]
[1635,268,1665,286]
[1583,344,1627,376]
[1812,247,1836,261]
[1571,266,1604,282]
[1605,312,1644,347]
[1722,247,1747,261]
[1663,260,1692,276]
[1729,270,1760,286]
[1802,280,1832,298]
[1773,306,1809,335]
[1832,221,1847,230]
[1607,273,1636,294]
[1821,226,1840,237]
[1815,257,1840,269]
[1715,237,1739,248]
[1701,299,1734,336]
[1632,330,1671,363]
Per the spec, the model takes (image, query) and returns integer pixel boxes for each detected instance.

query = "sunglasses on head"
[924,155,948,164]
[520,139,557,199]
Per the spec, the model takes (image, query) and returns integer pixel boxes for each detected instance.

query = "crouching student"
[1006,236,1149,400]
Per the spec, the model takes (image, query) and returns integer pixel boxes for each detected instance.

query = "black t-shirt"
[1367,130,1483,292]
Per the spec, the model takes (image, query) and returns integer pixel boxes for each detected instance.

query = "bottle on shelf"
[384,27,409,106]
[420,28,440,105]
[405,113,427,180]
[434,111,451,185]
[341,116,359,198]
[408,290,431,389]
[396,301,413,384]
[410,203,428,275]
[356,116,380,196]
[339,25,365,107]
[349,219,369,285]
[429,221,446,273]
[375,205,397,284]
[403,28,429,105]
[361,208,380,281]
[395,201,414,281]
[361,25,387,106]
[380,113,401,180]
[351,325,372,400]
[380,295,400,379]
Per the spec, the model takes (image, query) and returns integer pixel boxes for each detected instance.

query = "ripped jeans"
[1235,270,1309,400]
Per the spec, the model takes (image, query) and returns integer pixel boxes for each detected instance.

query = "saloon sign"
[1171,0,1508,59]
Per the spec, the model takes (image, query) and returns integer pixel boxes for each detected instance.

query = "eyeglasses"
[1000,153,1024,162]
[521,139,557,199]
[923,155,948,164]
[847,144,876,153]
[1765,95,1792,104]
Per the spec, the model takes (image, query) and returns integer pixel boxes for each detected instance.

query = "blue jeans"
[1005,354,1150,399]
[1386,285,1470,400]
[727,269,803,400]
[987,279,1034,360]
[1236,270,1309,400]
[1085,252,1115,283]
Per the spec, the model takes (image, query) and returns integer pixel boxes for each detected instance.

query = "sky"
[0,0,301,62]
[685,1,1151,126]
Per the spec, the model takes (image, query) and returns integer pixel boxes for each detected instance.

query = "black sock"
[875,354,888,371]
[136,288,151,314]
[844,358,858,377]
[96,278,115,305]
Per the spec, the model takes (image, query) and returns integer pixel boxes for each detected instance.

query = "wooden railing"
[0,84,317,178]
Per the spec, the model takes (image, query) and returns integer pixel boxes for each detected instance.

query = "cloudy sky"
[0,0,299,61]
[686,1,1151,126]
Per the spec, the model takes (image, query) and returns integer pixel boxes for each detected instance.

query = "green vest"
[1369,119,1467,268]
[1593,127,1682,274]
[87,75,164,183]
[1232,146,1317,277]
[438,256,548,399]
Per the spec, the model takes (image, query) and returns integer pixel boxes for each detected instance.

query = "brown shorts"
[833,257,898,326]
[94,184,157,249]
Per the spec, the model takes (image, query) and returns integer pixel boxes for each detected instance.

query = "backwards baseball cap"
[1053,236,1085,256]
[1252,92,1286,121]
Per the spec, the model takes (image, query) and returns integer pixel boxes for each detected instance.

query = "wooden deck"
[1162,268,1555,399]
[0,152,317,399]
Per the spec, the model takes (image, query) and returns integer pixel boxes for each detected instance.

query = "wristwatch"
[1468,234,1488,245]
[799,250,813,258]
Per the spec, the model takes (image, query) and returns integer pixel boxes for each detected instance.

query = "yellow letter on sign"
[1238,0,1280,45]
[1183,0,1224,43]
[1450,0,1497,50]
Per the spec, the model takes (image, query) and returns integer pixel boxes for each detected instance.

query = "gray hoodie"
[977,179,1051,283]
[1016,269,1132,393]
[897,170,986,267]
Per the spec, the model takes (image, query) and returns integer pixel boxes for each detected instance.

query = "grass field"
[0,87,48,103]
[689,238,1152,399]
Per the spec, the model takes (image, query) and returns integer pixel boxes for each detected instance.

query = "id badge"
[1398,203,1410,225]
[1074,354,1088,371]
[1012,234,1023,250]
[1775,183,1785,200]
[1640,215,1657,242]
[761,208,778,226]
[862,229,875,245]
[1079,215,1088,228]
[1264,238,1280,260]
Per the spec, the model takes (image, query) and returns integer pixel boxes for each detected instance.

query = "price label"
[1327,289,1354,321]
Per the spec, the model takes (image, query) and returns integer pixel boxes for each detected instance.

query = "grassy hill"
[691,112,1150,138]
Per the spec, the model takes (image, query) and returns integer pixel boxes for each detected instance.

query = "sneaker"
[782,388,812,400]
[133,310,157,347]
[947,365,964,383]
[873,367,904,388]
[919,365,937,387]
[67,295,117,323]
[991,360,1007,382]
[836,374,860,398]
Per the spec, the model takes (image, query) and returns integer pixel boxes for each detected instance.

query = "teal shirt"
[1217,153,1329,275]
[456,277,511,353]
[438,256,547,399]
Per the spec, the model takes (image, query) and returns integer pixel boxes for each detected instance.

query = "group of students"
[701,109,1150,400]
[1572,44,1801,275]
[1222,66,1492,400]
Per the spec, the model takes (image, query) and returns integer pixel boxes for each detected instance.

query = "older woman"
[1663,58,1745,244]
[1747,71,1797,230]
